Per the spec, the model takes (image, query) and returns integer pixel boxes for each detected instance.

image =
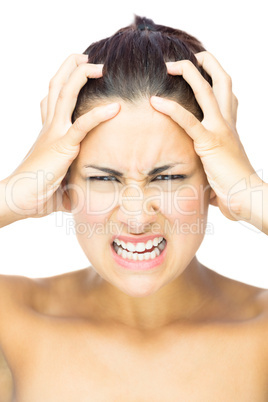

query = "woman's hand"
[2,54,120,221]
[150,51,267,233]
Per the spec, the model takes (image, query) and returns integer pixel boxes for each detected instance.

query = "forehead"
[76,100,197,172]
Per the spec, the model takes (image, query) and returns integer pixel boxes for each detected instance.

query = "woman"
[0,15,267,401]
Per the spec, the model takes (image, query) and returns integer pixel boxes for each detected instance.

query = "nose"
[116,183,159,231]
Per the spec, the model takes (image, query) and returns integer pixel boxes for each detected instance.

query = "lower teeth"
[113,239,166,261]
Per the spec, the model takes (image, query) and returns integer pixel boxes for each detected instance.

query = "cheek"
[86,192,118,218]
[158,184,210,238]
[70,183,120,224]
[72,201,111,250]
[160,184,209,217]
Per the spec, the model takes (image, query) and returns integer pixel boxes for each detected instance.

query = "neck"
[89,257,215,332]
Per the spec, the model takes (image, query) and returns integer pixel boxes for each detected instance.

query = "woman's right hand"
[2,54,120,220]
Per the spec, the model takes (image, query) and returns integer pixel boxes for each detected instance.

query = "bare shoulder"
[0,268,89,337]
[0,274,33,402]
[0,346,13,402]
[0,273,34,322]
[205,266,268,311]
[0,267,90,305]
[248,287,268,368]
[0,272,32,300]
[254,287,268,321]
[0,274,36,344]
[0,268,90,401]
[206,267,268,347]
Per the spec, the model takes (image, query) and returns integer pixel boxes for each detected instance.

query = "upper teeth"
[113,237,163,253]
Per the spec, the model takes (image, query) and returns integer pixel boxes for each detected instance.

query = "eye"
[87,176,120,182]
[152,174,187,181]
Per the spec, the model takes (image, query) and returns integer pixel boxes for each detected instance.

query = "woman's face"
[67,100,212,297]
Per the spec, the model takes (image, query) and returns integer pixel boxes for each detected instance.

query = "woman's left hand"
[150,51,267,233]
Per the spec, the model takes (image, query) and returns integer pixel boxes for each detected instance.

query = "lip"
[110,238,167,271]
[111,234,165,245]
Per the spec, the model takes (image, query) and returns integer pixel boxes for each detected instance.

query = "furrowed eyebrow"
[84,165,124,177]
[83,163,182,176]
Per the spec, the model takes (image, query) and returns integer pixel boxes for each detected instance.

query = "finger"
[46,54,89,125]
[166,59,223,124]
[40,96,48,125]
[53,63,103,124]
[232,93,239,125]
[194,51,234,123]
[150,96,206,144]
[59,103,121,148]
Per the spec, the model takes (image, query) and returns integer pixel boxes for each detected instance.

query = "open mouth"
[112,237,167,262]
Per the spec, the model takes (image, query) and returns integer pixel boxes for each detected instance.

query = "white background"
[0,0,267,286]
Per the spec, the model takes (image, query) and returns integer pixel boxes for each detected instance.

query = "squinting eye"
[152,175,187,181]
[87,176,120,182]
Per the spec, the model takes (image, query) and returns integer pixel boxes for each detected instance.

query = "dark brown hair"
[72,15,211,122]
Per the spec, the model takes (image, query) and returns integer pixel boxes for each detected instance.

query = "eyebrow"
[83,163,183,176]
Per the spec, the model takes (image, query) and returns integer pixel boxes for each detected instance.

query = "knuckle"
[58,86,68,101]
[68,53,77,59]
[233,94,239,105]
[58,84,79,103]
[50,139,74,160]
[224,73,232,88]
[58,88,65,100]
[72,117,85,133]
[69,53,80,60]
[49,76,58,91]
[169,101,179,116]
[202,50,211,57]
[75,63,85,72]
[194,81,212,98]
[202,81,212,93]
[77,62,101,77]
[40,96,47,107]
[66,53,79,64]
[183,110,197,129]
[76,63,89,76]
[179,59,193,68]
[194,50,206,61]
